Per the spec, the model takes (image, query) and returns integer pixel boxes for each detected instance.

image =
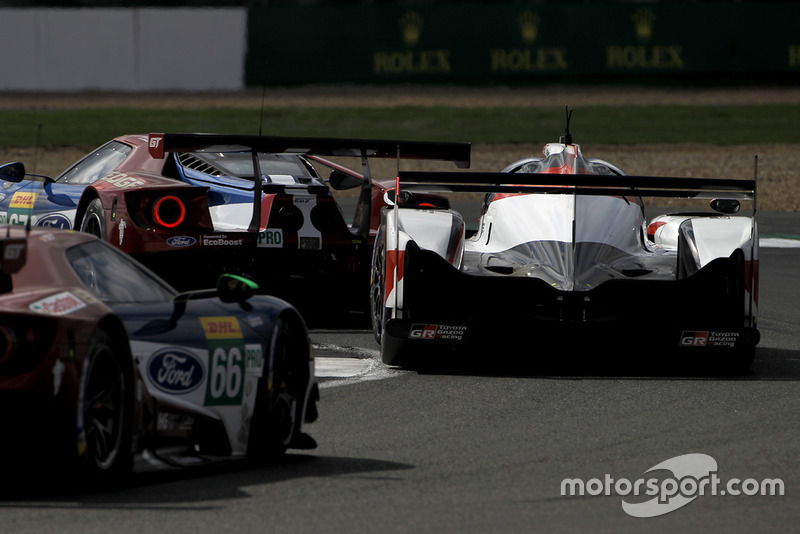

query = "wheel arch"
[74,188,102,231]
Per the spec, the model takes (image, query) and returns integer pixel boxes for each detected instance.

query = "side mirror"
[710,199,740,214]
[217,273,258,304]
[0,162,26,183]
[329,169,362,191]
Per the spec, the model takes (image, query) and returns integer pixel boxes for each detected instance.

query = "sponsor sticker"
[257,228,283,248]
[29,291,87,316]
[101,171,146,189]
[8,192,37,226]
[680,331,740,348]
[200,317,246,406]
[35,212,72,229]
[166,235,197,248]
[245,343,264,376]
[147,348,205,394]
[409,323,467,341]
[202,234,244,247]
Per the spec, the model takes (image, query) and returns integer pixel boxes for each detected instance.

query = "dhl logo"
[10,192,37,209]
[200,316,243,339]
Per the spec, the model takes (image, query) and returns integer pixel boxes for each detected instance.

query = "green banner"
[246,3,800,85]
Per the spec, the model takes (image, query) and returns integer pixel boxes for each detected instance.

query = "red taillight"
[153,195,186,228]
[647,221,666,240]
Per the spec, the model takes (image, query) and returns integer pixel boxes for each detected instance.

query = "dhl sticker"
[200,316,243,339]
[10,192,37,209]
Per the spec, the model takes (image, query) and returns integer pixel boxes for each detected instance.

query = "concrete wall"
[0,8,247,91]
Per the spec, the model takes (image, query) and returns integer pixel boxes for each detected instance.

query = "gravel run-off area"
[1,84,799,211]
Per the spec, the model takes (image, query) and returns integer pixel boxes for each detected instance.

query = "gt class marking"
[147,348,205,394]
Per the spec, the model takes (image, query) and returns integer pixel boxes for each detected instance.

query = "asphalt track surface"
[1,217,798,533]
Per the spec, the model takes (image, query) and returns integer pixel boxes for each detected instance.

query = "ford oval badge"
[147,348,204,394]
[166,236,197,248]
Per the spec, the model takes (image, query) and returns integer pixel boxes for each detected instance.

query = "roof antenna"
[258,61,269,137]
[560,106,573,145]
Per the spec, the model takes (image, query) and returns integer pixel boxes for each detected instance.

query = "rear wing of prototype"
[395,171,756,205]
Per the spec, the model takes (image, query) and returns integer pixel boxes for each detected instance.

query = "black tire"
[370,225,387,343]
[248,316,307,461]
[80,198,107,240]
[78,330,132,480]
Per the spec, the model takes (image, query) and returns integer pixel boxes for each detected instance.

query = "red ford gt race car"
[0,134,469,325]
[371,129,760,373]
[0,226,318,483]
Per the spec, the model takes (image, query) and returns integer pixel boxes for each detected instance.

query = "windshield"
[57,141,132,185]
[515,144,619,176]
[66,240,175,304]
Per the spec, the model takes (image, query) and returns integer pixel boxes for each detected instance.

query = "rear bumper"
[382,246,758,368]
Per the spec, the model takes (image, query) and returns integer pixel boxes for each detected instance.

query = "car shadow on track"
[0,454,413,504]
[407,346,800,382]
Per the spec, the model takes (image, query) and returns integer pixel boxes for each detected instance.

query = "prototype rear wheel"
[80,198,107,240]
[370,225,387,343]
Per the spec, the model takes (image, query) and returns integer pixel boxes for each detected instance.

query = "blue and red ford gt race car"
[0,226,318,483]
[0,134,469,325]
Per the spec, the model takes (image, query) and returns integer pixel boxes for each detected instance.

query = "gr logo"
[409,324,437,339]
[681,331,708,346]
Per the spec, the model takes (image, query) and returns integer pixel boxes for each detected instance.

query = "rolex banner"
[246,2,799,85]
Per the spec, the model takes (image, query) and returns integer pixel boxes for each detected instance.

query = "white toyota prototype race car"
[371,126,759,372]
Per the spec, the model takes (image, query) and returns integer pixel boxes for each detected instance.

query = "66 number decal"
[201,316,247,406]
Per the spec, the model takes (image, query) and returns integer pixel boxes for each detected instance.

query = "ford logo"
[166,236,197,247]
[147,348,204,394]
[36,213,72,229]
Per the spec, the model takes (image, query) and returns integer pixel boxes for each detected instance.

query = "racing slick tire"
[370,225,387,344]
[247,314,310,461]
[80,198,107,240]
[77,329,133,482]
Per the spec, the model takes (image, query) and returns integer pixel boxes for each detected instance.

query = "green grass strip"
[1,105,799,147]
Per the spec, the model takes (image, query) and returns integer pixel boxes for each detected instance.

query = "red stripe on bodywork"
[385,249,405,306]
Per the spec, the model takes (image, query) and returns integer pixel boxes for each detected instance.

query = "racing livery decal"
[257,229,283,248]
[147,347,206,394]
[29,291,87,316]
[7,192,38,226]
[680,331,740,348]
[409,323,467,341]
[36,212,72,229]
[201,316,246,406]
